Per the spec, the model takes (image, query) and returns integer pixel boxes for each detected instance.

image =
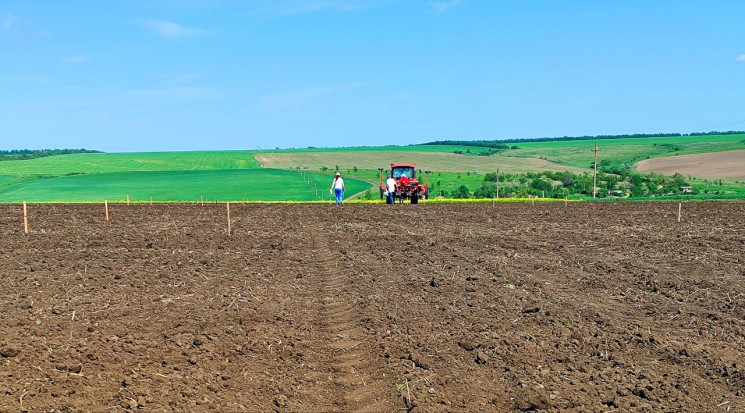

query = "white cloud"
[0,76,50,83]
[258,82,371,110]
[279,1,365,14]
[141,0,388,17]
[429,0,460,14]
[247,0,387,16]
[1,14,18,30]
[65,55,89,64]
[27,86,221,110]
[129,86,220,100]
[139,19,211,38]
[736,54,745,63]
[165,74,203,85]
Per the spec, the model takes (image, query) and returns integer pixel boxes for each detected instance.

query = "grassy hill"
[505,134,745,168]
[0,152,369,203]
[253,133,745,199]
[255,134,745,177]
[0,169,370,203]
[0,151,261,176]
[1,134,744,202]
[255,146,588,174]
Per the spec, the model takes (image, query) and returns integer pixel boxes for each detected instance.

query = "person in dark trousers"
[385,174,397,204]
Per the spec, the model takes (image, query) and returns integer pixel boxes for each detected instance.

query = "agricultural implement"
[378,163,430,204]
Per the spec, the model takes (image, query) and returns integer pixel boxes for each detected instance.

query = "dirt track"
[1,202,743,412]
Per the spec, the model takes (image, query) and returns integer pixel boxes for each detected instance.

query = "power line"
[690,118,745,133]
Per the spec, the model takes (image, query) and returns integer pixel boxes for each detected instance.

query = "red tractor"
[379,163,430,204]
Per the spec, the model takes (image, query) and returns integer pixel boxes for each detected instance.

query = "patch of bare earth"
[0,203,743,411]
[636,149,745,180]
[255,151,587,174]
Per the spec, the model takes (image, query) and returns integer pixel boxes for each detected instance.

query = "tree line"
[422,130,745,148]
[0,149,101,161]
[443,168,718,199]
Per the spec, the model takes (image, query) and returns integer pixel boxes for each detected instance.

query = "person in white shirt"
[329,172,345,206]
[385,174,397,204]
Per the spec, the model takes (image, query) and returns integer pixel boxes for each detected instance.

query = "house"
[680,186,693,194]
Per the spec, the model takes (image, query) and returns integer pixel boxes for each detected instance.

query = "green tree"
[530,177,553,193]
[473,184,495,199]
[672,173,687,187]
[452,185,470,199]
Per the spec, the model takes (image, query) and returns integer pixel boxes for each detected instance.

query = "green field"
[341,169,500,199]
[0,169,371,203]
[505,134,745,168]
[0,175,14,187]
[0,151,374,202]
[255,147,586,175]
[0,151,260,176]
[256,134,745,174]
[1,134,744,202]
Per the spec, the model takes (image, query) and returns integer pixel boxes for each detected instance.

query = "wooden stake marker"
[496,169,500,199]
[592,142,599,199]
[226,202,231,235]
[104,200,110,221]
[492,168,500,207]
[126,194,130,205]
[678,203,682,223]
[23,201,29,234]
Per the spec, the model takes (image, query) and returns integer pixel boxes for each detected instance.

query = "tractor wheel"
[411,193,419,204]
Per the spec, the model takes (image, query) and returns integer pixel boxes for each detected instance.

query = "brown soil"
[636,149,745,180]
[1,202,743,412]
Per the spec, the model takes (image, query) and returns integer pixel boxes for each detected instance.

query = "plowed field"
[636,149,745,180]
[1,203,743,412]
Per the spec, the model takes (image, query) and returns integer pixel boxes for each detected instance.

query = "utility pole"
[592,142,599,199]
[378,168,385,199]
[496,168,500,199]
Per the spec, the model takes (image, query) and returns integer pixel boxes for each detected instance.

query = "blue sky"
[2,0,744,152]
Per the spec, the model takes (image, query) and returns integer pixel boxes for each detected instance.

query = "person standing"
[385,174,397,204]
[330,172,345,206]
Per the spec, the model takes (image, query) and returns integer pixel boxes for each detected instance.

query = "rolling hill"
[1,133,744,202]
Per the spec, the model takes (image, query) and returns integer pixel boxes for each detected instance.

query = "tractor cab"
[392,165,416,180]
[379,163,430,204]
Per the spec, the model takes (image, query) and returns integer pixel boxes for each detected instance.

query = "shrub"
[452,185,471,199]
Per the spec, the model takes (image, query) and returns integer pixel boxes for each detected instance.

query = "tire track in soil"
[299,222,385,412]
